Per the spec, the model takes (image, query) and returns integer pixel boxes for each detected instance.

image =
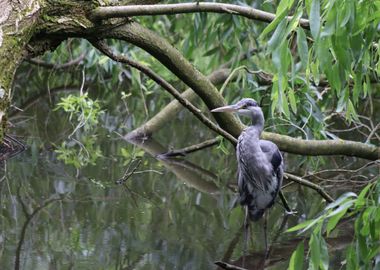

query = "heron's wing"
[260,139,284,198]
[259,140,283,171]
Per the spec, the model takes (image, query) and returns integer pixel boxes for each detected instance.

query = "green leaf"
[268,19,288,52]
[319,237,329,270]
[260,8,288,40]
[288,241,304,270]
[288,88,297,113]
[355,183,373,209]
[297,28,309,68]
[310,0,321,39]
[325,192,357,210]
[326,207,348,236]
[310,231,321,270]
[286,219,314,233]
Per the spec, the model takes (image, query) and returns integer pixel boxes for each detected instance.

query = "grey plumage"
[212,98,283,221]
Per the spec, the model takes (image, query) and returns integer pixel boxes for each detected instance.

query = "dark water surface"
[0,72,367,269]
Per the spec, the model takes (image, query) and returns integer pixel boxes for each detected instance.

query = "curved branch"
[91,2,310,29]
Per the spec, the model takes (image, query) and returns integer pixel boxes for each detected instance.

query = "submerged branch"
[157,137,221,158]
[90,40,237,144]
[91,3,310,29]
[284,173,334,203]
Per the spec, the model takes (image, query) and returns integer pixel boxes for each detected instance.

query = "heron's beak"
[211,104,239,113]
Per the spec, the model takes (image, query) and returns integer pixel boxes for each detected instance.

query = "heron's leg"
[243,205,249,268]
[263,211,269,259]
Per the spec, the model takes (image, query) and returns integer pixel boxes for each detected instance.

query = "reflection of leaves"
[55,136,102,168]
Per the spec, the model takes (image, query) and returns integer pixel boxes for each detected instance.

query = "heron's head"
[211,98,261,118]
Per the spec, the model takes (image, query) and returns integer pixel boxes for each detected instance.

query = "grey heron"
[211,98,284,222]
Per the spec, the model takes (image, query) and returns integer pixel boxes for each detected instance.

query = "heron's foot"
[285,210,298,216]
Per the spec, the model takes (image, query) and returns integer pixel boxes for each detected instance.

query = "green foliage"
[55,93,104,168]
[55,93,103,133]
[287,180,380,269]
[55,136,102,169]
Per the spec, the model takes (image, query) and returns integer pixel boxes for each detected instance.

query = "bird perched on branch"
[211,98,284,222]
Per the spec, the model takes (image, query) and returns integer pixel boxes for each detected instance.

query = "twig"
[366,123,380,144]
[115,158,142,185]
[157,137,220,158]
[91,3,310,29]
[278,190,291,212]
[90,40,238,145]
[284,173,334,203]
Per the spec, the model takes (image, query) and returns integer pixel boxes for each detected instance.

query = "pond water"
[0,63,372,269]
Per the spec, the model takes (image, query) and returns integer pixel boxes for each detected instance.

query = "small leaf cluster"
[55,93,104,168]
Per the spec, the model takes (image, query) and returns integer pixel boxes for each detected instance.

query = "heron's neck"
[249,110,264,136]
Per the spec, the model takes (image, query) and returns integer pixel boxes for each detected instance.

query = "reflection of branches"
[9,85,82,118]
[15,195,60,270]
[115,158,142,185]
[26,53,85,69]
[91,40,237,145]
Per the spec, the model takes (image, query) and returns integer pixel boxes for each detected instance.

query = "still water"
[0,68,361,269]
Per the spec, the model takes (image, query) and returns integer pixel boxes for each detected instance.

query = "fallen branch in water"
[157,137,221,158]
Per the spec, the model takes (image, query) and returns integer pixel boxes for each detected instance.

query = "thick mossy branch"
[91,2,310,29]
[99,21,244,138]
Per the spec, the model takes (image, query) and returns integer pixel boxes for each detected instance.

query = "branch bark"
[284,173,334,203]
[91,2,310,29]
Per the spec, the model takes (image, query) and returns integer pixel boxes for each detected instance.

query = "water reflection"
[1,73,367,270]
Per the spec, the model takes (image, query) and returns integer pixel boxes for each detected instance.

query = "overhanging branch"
[91,2,310,29]
[95,21,379,160]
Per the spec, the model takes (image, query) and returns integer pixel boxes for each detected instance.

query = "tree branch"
[284,173,334,203]
[91,2,310,29]
[90,40,237,145]
[97,21,379,160]
[26,53,85,69]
